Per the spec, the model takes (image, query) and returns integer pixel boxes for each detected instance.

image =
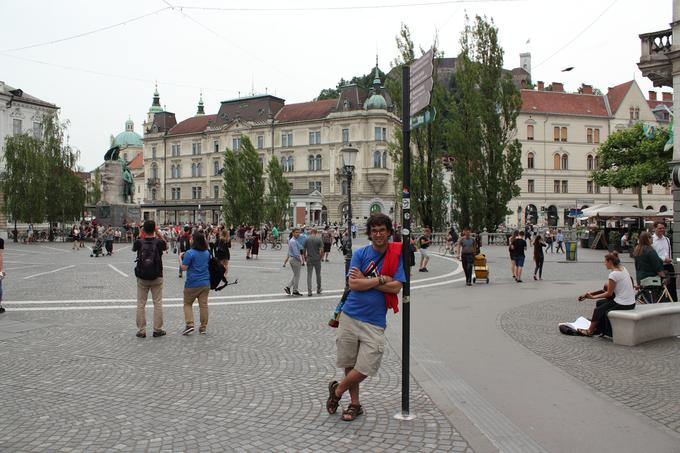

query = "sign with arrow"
[409,48,434,116]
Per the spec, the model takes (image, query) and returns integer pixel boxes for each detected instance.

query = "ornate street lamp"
[341,146,358,277]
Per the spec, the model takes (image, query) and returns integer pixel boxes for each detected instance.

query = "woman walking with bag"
[180,231,211,335]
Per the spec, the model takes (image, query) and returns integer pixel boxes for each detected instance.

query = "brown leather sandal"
[326,381,341,414]
[341,403,364,421]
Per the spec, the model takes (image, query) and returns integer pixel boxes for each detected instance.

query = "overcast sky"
[0,0,672,171]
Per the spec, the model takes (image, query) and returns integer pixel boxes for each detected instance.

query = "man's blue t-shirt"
[297,233,307,248]
[182,249,211,288]
[342,244,406,329]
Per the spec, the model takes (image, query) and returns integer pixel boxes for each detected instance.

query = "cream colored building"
[140,67,399,226]
[508,80,673,227]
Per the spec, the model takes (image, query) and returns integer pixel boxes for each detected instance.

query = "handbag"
[328,251,387,328]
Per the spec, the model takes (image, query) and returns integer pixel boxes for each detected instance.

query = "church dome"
[364,93,388,110]
[113,119,142,147]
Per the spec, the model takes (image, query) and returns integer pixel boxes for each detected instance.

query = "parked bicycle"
[260,237,282,250]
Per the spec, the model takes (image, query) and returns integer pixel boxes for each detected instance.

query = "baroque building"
[509,79,673,227]
[140,64,399,226]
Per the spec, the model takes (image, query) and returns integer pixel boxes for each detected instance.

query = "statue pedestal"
[96,202,140,227]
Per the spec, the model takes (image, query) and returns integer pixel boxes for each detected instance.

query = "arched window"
[587,155,594,170]
[341,180,348,195]
[197,162,202,177]
[527,152,534,169]
[553,154,561,170]
[287,156,294,172]
[176,164,181,178]
[382,151,387,168]
[151,163,158,179]
[308,155,315,171]
[281,157,287,172]
[315,154,322,171]
[373,151,381,168]
[561,154,568,170]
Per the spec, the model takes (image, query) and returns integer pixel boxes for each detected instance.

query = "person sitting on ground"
[576,251,635,337]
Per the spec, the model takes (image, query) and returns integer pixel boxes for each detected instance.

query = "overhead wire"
[172,0,522,12]
[0,7,171,53]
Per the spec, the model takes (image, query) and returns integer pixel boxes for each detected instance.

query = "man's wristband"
[378,276,385,285]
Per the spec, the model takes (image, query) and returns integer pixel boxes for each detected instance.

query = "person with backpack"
[132,220,167,338]
[180,231,211,335]
[321,226,333,262]
[177,225,191,278]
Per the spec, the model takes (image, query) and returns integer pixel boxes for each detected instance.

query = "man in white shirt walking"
[652,221,676,301]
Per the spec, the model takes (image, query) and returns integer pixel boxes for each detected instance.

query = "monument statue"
[97,145,140,225]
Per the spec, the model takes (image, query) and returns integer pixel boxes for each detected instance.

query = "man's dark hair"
[191,232,208,251]
[143,220,156,235]
[365,213,393,236]
[184,225,191,232]
[654,221,666,228]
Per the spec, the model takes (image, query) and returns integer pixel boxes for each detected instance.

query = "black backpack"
[135,239,161,280]
[208,257,229,291]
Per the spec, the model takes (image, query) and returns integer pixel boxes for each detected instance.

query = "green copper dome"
[113,119,142,147]
[364,58,388,110]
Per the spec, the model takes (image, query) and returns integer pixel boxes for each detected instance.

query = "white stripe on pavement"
[23,265,75,280]
[107,264,129,278]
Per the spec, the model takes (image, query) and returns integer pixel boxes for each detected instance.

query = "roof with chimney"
[520,89,609,117]
[605,80,634,114]
[167,114,217,136]
[0,81,58,110]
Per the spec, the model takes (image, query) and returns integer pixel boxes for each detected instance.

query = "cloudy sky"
[0,0,672,170]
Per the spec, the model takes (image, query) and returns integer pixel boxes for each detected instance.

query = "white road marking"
[228,264,283,271]
[39,245,67,252]
[107,264,129,278]
[23,265,75,280]
[116,245,131,252]
[6,264,48,271]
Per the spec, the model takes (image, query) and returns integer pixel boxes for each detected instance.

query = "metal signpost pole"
[345,168,353,278]
[395,64,415,421]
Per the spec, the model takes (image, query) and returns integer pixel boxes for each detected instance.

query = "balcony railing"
[638,28,673,87]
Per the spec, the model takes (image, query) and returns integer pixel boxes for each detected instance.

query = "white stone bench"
[608,304,680,346]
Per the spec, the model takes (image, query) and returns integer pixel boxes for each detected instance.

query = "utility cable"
[0,7,171,53]
[172,0,522,12]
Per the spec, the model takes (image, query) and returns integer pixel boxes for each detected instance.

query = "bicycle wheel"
[274,242,282,250]
[260,242,267,250]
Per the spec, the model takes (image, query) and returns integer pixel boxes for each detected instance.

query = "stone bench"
[608,304,680,346]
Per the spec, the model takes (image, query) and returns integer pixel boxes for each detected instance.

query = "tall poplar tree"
[265,157,291,228]
[222,135,265,226]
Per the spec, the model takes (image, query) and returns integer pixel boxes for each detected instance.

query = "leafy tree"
[89,167,102,204]
[446,15,523,231]
[265,157,290,228]
[592,123,671,207]
[385,24,449,230]
[2,134,47,239]
[222,135,265,226]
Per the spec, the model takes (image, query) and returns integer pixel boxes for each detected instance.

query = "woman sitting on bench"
[576,251,635,337]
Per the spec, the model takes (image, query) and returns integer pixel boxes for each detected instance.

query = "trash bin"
[566,241,577,261]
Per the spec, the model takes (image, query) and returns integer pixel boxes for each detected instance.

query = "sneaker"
[418,268,424,272]
[308,292,313,297]
[422,268,429,272]
[182,325,195,335]
[284,286,291,295]
[292,291,303,296]
[466,282,472,286]
[317,289,322,294]
[136,331,146,338]
[152,330,166,338]
[533,275,537,281]
[199,327,207,335]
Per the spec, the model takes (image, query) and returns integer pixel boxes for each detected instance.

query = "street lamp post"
[341,147,358,278]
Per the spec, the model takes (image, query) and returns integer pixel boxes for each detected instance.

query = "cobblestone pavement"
[0,241,472,452]
[500,296,680,435]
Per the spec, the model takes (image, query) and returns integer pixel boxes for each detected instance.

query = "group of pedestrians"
[284,227,326,296]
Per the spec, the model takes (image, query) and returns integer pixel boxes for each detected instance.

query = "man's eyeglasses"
[371,229,389,236]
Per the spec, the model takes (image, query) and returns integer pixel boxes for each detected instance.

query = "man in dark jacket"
[132,220,167,338]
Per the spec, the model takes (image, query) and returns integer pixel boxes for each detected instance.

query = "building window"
[287,156,294,172]
[192,142,201,155]
[258,156,264,170]
[527,152,534,169]
[151,188,157,200]
[213,160,220,176]
[595,182,600,194]
[282,132,293,148]
[342,128,349,144]
[647,184,653,194]
[587,180,593,194]
[554,180,560,193]
[32,122,42,139]
[308,155,315,171]
[309,131,321,145]
[562,180,568,193]
[308,181,321,192]
[12,119,22,135]
[171,144,179,156]
[587,128,593,144]
[315,154,322,170]
[232,137,241,151]
[594,128,600,143]
[281,157,287,172]
[375,127,387,141]
[214,185,219,199]
[527,125,534,141]
[374,151,382,168]
[171,165,176,179]
[632,186,640,195]
[382,151,387,168]
[213,140,219,153]
[553,154,561,170]
[553,126,560,142]
[587,154,594,170]
[561,127,567,142]
[528,179,535,193]
[561,154,568,170]
[257,135,264,149]
[152,146,157,160]
[630,107,635,120]
[634,107,640,120]
[192,186,202,199]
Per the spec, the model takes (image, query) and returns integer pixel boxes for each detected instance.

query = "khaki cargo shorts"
[336,313,386,377]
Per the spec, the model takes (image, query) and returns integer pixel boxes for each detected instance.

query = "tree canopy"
[222,135,266,226]
[265,157,291,228]
[592,122,671,207]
